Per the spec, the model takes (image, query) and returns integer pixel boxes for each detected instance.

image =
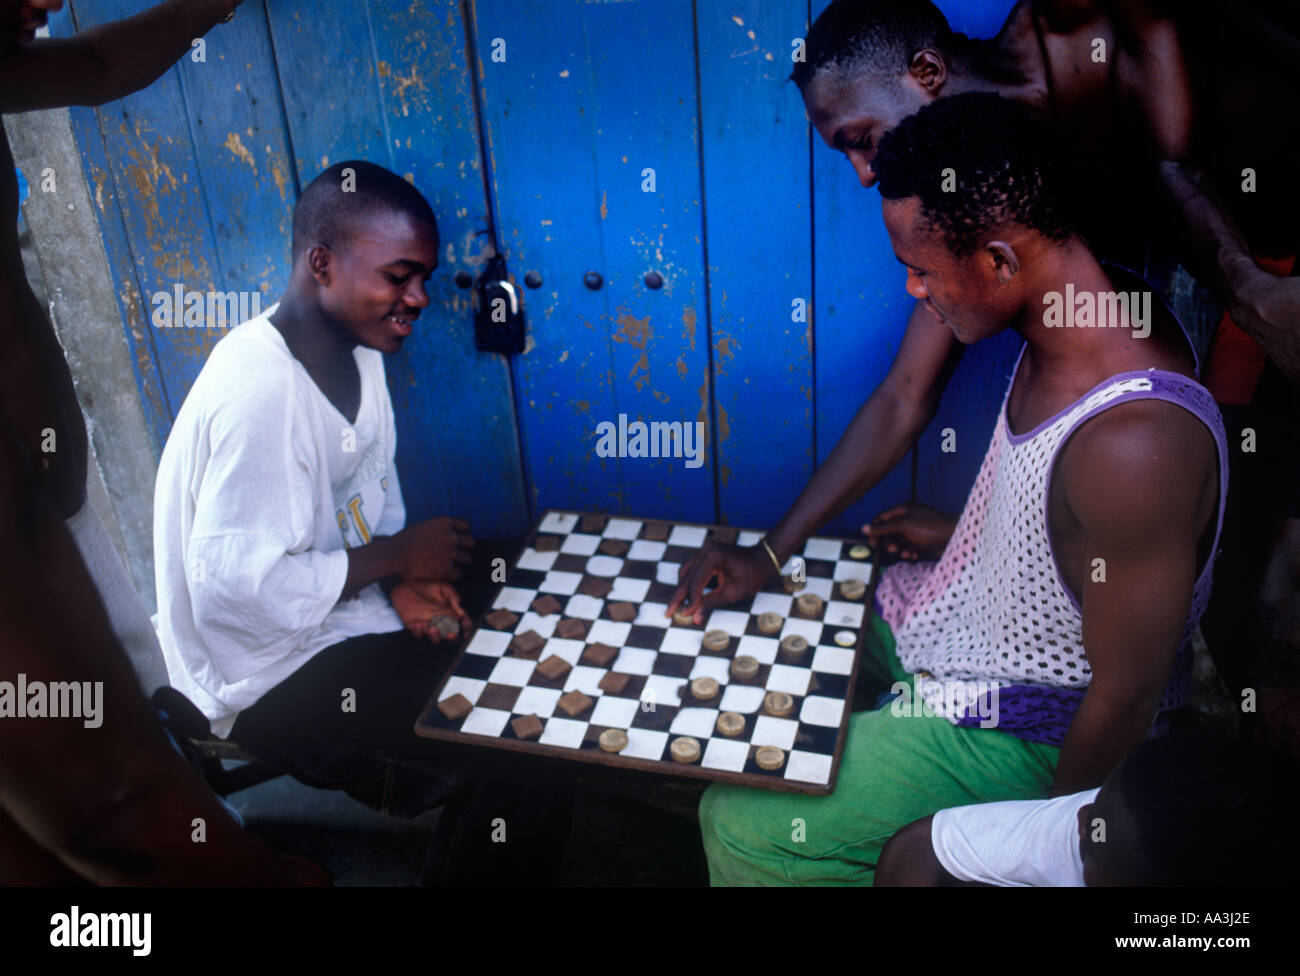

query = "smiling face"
[881,195,1023,344]
[804,67,933,188]
[313,209,439,354]
[1,0,59,50]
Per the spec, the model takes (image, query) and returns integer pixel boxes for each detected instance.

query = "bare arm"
[0,0,241,113]
[876,815,961,886]
[1049,400,1216,795]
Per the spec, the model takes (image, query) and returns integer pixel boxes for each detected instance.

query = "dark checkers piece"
[511,714,543,740]
[536,655,571,681]
[557,690,594,718]
[556,617,587,640]
[598,671,631,695]
[509,629,545,658]
[642,522,670,541]
[582,642,619,667]
[531,594,563,616]
[580,513,608,533]
[710,526,738,544]
[608,601,637,623]
[579,576,613,598]
[485,608,519,631]
[597,537,630,556]
[534,535,561,552]
[437,693,473,721]
[838,578,867,601]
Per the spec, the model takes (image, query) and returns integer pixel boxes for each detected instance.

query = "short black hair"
[791,0,954,92]
[291,160,437,258]
[873,92,1074,256]
[1111,734,1298,886]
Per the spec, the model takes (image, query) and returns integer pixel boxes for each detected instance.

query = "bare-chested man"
[1,0,325,884]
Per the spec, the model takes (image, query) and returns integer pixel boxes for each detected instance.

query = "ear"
[307,243,333,286]
[986,241,1019,283]
[908,49,948,95]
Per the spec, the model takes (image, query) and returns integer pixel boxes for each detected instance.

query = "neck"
[269,281,356,371]
[1014,241,1122,378]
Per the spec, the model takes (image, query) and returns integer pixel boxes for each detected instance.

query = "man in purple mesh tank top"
[695,92,1226,885]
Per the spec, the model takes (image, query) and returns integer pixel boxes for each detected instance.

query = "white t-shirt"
[930,788,1100,886]
[154,306,404,738]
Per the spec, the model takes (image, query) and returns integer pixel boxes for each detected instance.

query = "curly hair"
[873,92,1075,256]
[292,160,437,258]
[790,0,954,92]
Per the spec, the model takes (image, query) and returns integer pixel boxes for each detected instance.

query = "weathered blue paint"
[470,0,716,524]
[695,1,814,529]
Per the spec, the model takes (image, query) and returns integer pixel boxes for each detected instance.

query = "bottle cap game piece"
[838,578,867,601]
[730,655,760,681]
[795,592,824,617]
[598,728,628,753]
[834,629,856,647]
[702,629,731,651]
[716,712,745,737]
[432,616,460,639]
[670,736,701,763]
[782,575,804,594]
[779,634,809,659]
[763,691,794,718]
[849,544,871,560]
[511,713,543,740]
[673,609,698,627]
[536,654,572,680]
[756,612,783,635]
[690,676,720,701]
[436,693,473,721]
[755,746,786,771]
[557,689,594,717]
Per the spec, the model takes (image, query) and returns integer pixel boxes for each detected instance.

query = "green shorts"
[698,612,1059,885]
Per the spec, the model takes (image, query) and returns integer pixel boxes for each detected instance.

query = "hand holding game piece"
[666,541,775,625]
[863,503,957,562]
[397,515,474,581]
[390,580,472,643]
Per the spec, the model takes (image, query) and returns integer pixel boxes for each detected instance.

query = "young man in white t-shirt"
[876,734,1296,886]
[153,161,570,881]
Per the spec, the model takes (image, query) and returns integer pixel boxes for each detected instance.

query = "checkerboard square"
[460,707,511,737]
[736,530,763,546]
[833,560,873,583]
[801,577,834,600]
[751,715,799,750]
[786,750,833,785]
[781,617,823,645]
[586,555,626,578]
[658,627,704,657]
[704,609,750,636]
[825,600,865,628]
[671,707,719,737]
[539,512,579,534]
[750,592,792,616]
[603,518,643,540]
[623,728,669,760]
[800,695,845,727]
[767,663,812,697]
[564,665,607,696]
[591,695,639,728]
[560,533,601,556]
[517,549,558,572]
[719,683,766,713]
[736,634,780,664]
[690,656,731,684]
[539,571,583,595]
[493,587,535,612]
[465,630,512,658]
[702,737,750,773]
[513,686,562,718]
[803,537,842,561]
[563,594,605,620]
[812,645,855,675]
[612,647,656,675]
[635,602,671,627]
[541,638,585,665]
[538,717,587,748]
[440,676,485,705]
[668,525,708,548]
[588,620,632,646]
[488,657,535,687]
[627,540,666,562]
[515,612,557,638]
[655,562,681,585]
[609,577,650,602]
[642,674,684,707]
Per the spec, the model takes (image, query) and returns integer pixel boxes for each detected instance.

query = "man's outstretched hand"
[397,516,474,582]
[390,579,473,643]
[863,503,957,562]
[666,542,775,625]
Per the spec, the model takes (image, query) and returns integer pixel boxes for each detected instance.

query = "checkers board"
[415,510,874,794]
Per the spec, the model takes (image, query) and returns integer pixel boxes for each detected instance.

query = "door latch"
[473,253,526,354]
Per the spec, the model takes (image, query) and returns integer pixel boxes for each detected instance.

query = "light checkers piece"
[416,510,875,795]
